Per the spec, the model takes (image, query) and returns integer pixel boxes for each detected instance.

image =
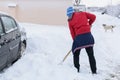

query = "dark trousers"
[73,47,97,73]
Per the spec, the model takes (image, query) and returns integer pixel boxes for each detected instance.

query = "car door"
[1,16,21,63]
[0,18,9,70]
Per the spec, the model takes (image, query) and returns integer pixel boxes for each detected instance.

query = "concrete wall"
[0,0,72,26]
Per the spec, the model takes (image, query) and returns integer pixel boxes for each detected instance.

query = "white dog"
[102,24,116,32]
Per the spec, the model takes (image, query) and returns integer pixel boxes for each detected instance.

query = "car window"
[1,16,17,32]
[0,20,4,35]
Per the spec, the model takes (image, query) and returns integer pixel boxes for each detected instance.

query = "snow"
[80,0,120,7]
[87,4,120,18]
[8,3,17,8]
[0,12,120,80]
[0,11,8,15]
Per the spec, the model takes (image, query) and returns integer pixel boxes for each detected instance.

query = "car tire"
[20,42,26,56]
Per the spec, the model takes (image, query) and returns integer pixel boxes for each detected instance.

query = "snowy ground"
[0,12,120,80]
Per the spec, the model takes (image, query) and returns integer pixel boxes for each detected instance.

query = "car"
[0,12,27,71]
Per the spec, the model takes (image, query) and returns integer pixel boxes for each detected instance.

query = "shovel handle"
[62,49,72,62]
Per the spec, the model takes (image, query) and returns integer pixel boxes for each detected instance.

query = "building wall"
[0,0,72,26]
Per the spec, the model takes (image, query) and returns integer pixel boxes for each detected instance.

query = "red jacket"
[68,12,96,40]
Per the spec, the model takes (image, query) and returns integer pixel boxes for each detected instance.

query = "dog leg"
[111,28,113,32]
[105,29,107,32]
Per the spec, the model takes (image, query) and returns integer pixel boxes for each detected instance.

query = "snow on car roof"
[0,11,9,15]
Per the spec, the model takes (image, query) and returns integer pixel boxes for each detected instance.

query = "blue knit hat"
[67,7,74,17]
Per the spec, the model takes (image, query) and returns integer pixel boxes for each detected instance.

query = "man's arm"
[86,12,96,26]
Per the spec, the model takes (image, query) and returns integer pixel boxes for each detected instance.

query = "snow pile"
[87,4,120,18]
[0,12,120,80]
[105,4,120,17]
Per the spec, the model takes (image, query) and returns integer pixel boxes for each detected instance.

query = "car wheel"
[20,42,26,57]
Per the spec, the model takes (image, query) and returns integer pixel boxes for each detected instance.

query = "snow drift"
[0,12,120,80]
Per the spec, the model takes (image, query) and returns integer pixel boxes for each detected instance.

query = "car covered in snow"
[0,12,27,71]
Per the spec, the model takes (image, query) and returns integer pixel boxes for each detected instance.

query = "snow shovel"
[58,49,72,65]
